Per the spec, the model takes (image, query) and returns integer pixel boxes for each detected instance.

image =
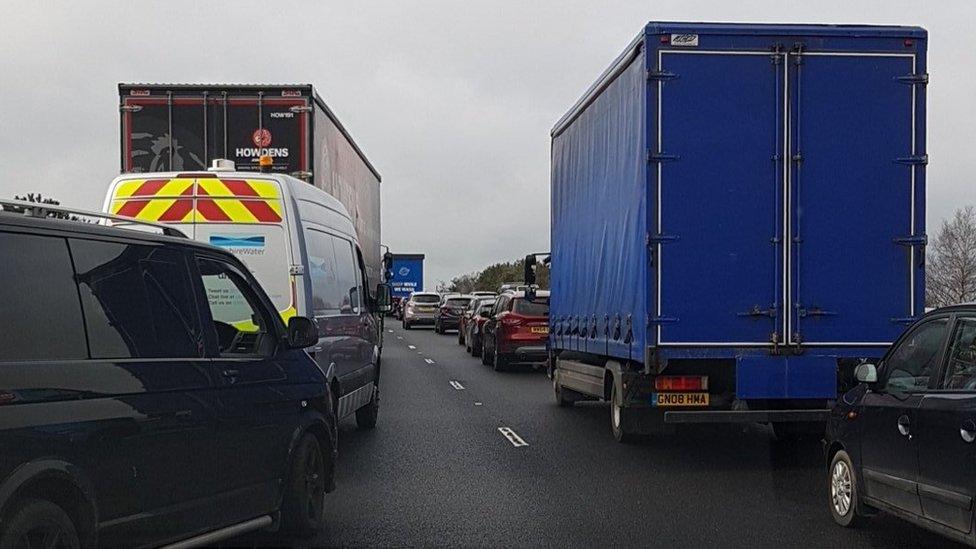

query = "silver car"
[402,292,441,329]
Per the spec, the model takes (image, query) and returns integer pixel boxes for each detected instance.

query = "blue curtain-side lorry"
[387,254,425,301]
[545,22,927,442]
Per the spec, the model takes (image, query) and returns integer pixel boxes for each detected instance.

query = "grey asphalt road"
[249,322,961,548]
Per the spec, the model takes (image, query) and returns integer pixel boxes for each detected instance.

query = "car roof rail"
[0,198,188,238]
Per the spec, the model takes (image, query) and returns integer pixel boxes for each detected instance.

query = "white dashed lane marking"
[449,380,465,390]
[424,358,436,364]
[498,427,528,447]
[408,345,416,350]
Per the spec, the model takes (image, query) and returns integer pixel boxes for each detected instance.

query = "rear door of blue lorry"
[653,26,926,351]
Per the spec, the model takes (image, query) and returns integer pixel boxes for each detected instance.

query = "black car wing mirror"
[375,283,392,313]
[286,316,318,349]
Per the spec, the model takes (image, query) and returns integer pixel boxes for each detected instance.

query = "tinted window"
[513,296,549,316]
[941,318,976,391]
[412,294,440,304]
[72,239,202,359]
[0,233,86,361]
[477,301,496,314]
[884,318,948,392]
[197,257,274,356]
[446,298,471,307]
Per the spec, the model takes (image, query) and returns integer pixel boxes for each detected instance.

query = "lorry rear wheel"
[355,384,379,430]
[610,383,636,443]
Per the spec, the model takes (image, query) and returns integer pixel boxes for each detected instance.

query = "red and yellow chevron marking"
[111,177,282,224]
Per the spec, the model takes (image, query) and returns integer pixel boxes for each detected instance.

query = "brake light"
[654,376,708,391]
[501,314,525,327]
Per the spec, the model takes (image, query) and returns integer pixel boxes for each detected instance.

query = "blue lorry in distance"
[387,253,425,302]
[544,22,928,442]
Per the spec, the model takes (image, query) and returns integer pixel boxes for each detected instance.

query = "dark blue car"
[0,205,346,547]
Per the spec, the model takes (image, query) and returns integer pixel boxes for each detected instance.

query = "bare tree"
[927,206,976,308]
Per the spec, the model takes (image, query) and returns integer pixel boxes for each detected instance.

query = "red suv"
[481,290,550,371]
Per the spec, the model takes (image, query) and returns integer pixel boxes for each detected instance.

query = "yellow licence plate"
[652,392,709,407]
[530,326,549,334]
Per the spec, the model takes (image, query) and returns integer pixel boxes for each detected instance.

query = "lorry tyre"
[828,450,863,527]
[356,384,379,430]
[282,434,327,537]
[610,383,636,443]
[493,351,508,372]
[554,376,577,407]
[773,421,824,443]
[0,498,81,549]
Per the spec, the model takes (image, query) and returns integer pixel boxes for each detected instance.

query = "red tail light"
[654,376,708,391]
[500,313,526,327]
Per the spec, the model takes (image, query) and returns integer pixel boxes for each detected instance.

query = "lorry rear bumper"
[663,409,830,424]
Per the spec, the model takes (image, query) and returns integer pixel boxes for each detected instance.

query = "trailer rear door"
[788,52,920,346]
[656,51,783,346]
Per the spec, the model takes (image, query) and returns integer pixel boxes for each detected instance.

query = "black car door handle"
[961,420,976,443]
[897,414,911,437]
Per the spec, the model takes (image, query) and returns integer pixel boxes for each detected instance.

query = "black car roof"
[0,212,236,260]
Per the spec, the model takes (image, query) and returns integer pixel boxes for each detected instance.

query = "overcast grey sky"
[1,1,973,286]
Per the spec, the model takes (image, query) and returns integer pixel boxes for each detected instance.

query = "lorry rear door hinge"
[290,105,313,113]
[894,154,928,166]
[796,307,837,319]
[120,105,143,113]
[647,151,680,163]
[646,70,678,81]
[646,233,679,246]
[737,305,777,318]
[647,315,679,326]
[893,234,928,247]
[895,73,929,86]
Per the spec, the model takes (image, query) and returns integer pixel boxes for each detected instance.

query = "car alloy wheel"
[831,459,854,518]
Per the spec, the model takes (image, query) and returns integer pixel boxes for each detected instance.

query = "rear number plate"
[651,392,709,407]
[530,326,549,334]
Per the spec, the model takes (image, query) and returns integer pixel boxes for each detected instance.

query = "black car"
[0,205,342,547]
[826,305,976,546]
[434,295,473,334]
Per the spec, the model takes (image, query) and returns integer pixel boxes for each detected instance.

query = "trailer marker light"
[904,39,914,47]
[660,35,670,44]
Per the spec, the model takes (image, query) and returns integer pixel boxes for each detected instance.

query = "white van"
[103,163,390,428]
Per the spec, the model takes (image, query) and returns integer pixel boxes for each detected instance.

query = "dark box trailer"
[388,254,425,299]
[118,83,383,285]
[548,22,927,439]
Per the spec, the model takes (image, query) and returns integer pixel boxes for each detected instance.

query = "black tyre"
[403,321,412,330]
[281,434,328,537]
[481,344,492,366]
[554,376,576,407]
[828,450,863,527]
[610,382,635,443]
[0,498,81,549]
[356,384,379,429]
[465,334,473,354]
[492,350,509,372]
[458,328,465,346]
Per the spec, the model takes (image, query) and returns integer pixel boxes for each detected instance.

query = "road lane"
[246,322,960,547]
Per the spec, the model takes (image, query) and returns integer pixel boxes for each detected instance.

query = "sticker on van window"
[210,235,266,249]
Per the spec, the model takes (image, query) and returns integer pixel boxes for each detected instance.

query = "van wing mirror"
[375,283,392,312]
[286,316,318,349]
[855,363,878,385]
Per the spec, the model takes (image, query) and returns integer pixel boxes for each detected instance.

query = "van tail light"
[654,376,708,391]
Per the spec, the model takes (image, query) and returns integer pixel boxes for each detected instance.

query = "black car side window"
[940,318,976,391]
[71,239,203,359]
[882,318,949,392]
[197,257,275,357]
[0,233,87,361]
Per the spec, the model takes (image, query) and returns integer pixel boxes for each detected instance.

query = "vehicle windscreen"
[446,298,472,307]
[477,301,496,313]
[413,294,440,304]
[514,296,549,316]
